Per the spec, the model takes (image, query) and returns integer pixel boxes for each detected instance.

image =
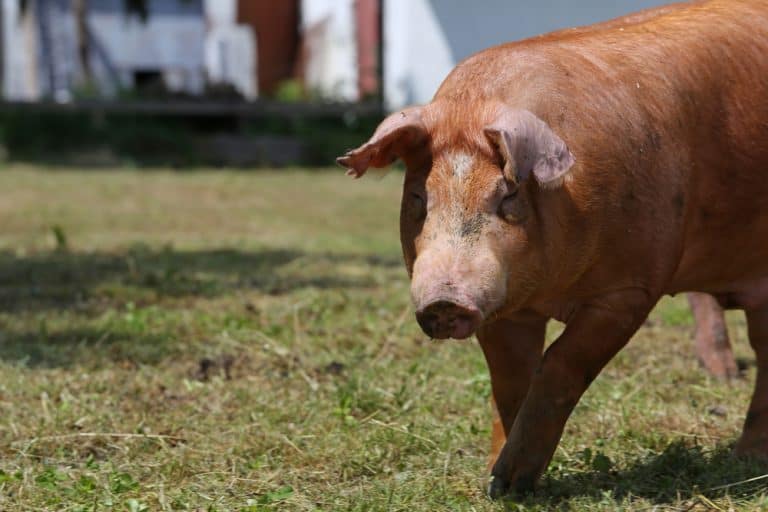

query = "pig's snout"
[415,300,482,340]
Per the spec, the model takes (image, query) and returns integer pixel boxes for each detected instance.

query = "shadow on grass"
[517,441,768,508]
[0,245,402,367]
[0,246,402,313]
[0,326,171,368]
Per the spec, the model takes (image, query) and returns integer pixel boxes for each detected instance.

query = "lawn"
[0,165,766,511]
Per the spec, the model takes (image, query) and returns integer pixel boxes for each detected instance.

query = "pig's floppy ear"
[337,107,427,178]
[484,109,575,188]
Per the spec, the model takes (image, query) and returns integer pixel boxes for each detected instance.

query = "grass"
[0,164,766,511]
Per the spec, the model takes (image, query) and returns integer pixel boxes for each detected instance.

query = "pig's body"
[517,1,744,382]
[339,0,768,498]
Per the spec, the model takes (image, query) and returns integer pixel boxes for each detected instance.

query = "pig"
[338,0,768,498]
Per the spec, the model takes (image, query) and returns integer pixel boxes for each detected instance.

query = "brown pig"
[338,0,768,498]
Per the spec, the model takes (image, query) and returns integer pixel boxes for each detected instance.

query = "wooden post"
[73,0,92,85]
[0,0,4,97]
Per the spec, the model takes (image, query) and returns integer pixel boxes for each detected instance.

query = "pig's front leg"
[487,294,655,499]
[477,315,547,468]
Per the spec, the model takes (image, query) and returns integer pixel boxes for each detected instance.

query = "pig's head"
[337,102,575,339]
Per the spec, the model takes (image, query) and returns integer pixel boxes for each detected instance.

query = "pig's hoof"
[487,472,537,500]
[487,475,509,500]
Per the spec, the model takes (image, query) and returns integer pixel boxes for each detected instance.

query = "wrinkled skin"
[339,0,768,499]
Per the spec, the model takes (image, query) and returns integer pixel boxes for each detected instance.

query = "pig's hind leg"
[735,302,768,458]
[687,292,739,380]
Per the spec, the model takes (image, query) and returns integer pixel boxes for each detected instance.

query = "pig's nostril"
[416,311,438,338]
[415,300,482,339]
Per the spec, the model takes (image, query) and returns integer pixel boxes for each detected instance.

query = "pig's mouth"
[415,300,484,340]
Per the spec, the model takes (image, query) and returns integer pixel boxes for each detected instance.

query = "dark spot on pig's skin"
[459,214,489,239]
[621,191,637,213]
[672,192,685,217]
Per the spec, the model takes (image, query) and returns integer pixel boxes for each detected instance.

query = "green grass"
[0,165,766,511]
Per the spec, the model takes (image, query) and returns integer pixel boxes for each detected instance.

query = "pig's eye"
[498,190,518,219]
[410,192,426,218]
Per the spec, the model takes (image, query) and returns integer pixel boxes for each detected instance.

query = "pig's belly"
[668,222,768,301]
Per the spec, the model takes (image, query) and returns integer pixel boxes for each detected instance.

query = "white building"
[203,0,256,100]
[383,0,672,110]
[298,0,674,110]
[300,0,358,102]
[1,1,677,107]
[0,0,255,101]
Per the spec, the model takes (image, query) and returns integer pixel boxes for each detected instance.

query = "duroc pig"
[338,0,768,498]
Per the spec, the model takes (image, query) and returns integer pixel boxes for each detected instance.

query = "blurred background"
[6,2,768,511]
[0,0,671,167]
